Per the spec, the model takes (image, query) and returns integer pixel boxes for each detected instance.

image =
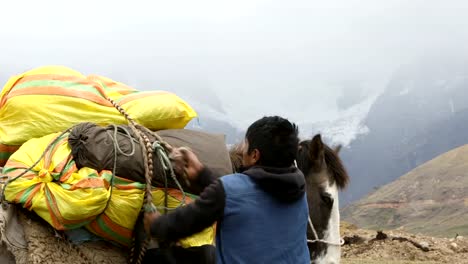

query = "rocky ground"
[341,222,468,264]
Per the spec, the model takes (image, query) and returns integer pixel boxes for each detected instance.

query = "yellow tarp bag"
[2,132,112,230]
[152,189,216,248]
[86,179,216,248]
[85,177,145,246]
[3,129,214,248]
[0,65,197,165]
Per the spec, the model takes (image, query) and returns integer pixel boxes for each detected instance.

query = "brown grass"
[342,144,468,238]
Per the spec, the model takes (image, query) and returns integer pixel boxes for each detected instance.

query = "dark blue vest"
[216,173,309,264]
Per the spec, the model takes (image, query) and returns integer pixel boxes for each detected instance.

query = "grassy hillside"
[342,144,468,237]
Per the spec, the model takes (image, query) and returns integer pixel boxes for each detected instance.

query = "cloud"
[1,0,468,128]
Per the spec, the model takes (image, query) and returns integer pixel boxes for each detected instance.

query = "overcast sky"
[1,0,468,128]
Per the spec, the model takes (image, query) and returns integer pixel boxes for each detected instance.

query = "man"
[144,116,309,263]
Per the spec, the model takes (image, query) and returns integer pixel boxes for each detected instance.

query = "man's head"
[242,116,299,168]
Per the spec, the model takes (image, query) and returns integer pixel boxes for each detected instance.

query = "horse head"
[297,134,349,264]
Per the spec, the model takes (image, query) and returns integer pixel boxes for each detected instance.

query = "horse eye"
[320,193,333,208]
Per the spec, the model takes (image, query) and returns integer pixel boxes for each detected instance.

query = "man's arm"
[188,166,218,194]
[150,178,225,242]
[170,147,218,194]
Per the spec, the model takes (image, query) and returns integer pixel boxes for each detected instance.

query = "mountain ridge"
[342,143,468,237]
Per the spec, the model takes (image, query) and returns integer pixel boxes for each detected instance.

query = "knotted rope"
[0,81,189,264]
[96,84,188,264]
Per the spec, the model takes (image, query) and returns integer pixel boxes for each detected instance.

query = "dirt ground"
[341,222,468,264]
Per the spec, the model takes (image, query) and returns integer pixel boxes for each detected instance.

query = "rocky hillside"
[342,144,468,238]
[341,222,468,264]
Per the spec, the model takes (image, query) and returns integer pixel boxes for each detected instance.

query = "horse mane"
[297,139,349,190]
[323,144,349,190]
[229,144,243,173]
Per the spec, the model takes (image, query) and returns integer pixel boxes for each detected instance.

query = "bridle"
[292,160,344,247]
[307,215,344,246]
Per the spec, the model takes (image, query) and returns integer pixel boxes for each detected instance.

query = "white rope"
[307,215,344,246]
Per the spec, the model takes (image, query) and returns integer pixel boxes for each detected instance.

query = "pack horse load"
[0,66,348,264]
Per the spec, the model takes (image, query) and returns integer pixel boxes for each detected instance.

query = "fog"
[1,0,468,128]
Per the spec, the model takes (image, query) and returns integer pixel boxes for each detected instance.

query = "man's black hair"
[245,116,299,168]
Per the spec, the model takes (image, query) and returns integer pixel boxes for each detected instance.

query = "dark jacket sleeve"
[188,167,219,194]
[150,168,225,242]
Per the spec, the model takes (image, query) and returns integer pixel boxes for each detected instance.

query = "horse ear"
[334,145,342,154]
[310,134,325,164]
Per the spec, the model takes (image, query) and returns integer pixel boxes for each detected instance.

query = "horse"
[297,134,349,264]
[229,134,349,264]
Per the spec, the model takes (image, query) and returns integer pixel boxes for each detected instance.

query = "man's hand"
[169,147,204,183]
[144,211,161,235]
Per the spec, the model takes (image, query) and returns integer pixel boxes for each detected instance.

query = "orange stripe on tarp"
[0,74,84,108]
[82,77,130,103]
[151,188,194,204]
[87,222,111,242]
[6,86,113,106]
[4,160,30,169]
[113,175,145,185]
[100,213,133,238]
[23,174,36,180]
[0,75,26,107]
[58,154,77,182]
[86,75,137,94]
[43,183,100,230]
[70,178,109,190]
[63,215,98,226]
[87,214,132,246]
[54,155,72,175]
[58,163,76,182]
[45,135,70,171]
[48,134,68,156]
[44,185,65,230]
[88,222,128,246]
[3,169,35,179]
[15,74,85,84]
[16,75,135,96]
[13,189,27,204]
[14,74,136,94]
[114,184,141,190]
[23,184,42,208]
[212,223,217,244]
[42,135,63,170]
[113,175,134,183]
[13,184,39,205]
[118,91,170,105]
[157,188,193,203]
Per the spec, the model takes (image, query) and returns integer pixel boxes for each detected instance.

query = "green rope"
[104,124,139,212]
[152,141,187,212]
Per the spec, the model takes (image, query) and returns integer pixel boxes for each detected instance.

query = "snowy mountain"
[299,94,378,147]
[339,56,468,206]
